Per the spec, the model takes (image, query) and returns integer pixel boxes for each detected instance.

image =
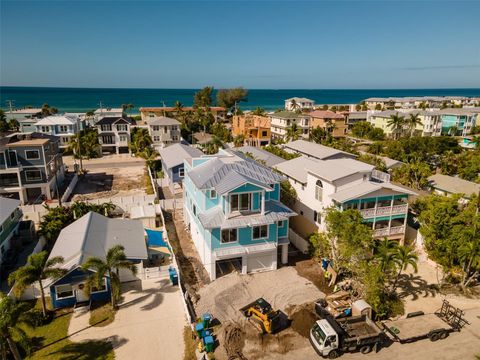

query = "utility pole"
[76,116,83,174]
[5,100,15,118]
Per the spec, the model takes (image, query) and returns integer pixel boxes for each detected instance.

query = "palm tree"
[233,134,245,147]
[130,128,153,155]
[205,136,224,155]
[392,246,418,290]
[310,126,327,143]
[406,113,422,137]
[448,125,458,136]
[458,239,480,288]
[386,114,405,140]
[285,123,302,142]
[374,238,399,273]
[8,251,66,318]
[252,107,266,116]
[81,245,137,309]
[0,293,30,360]
[289,99,300,111]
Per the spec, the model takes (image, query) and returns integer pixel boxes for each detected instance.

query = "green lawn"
[89,301,116,327]
[21,299,114,360]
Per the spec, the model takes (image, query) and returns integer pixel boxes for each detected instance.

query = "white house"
[275,153,416,242]
[285,97,315,111]
[95,116,134,154]
[34,115,81,149]
[146,116,181,151]
[269,111,310,141]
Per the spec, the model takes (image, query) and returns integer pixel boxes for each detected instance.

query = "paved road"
[69,278,187,360]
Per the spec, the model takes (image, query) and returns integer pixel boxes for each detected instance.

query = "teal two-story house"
[183,149,296,280]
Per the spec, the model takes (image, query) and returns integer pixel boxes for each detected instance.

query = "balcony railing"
[373,225,405,237]
[359,204,408,218]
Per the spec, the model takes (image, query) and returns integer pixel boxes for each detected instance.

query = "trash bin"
[202,313,212,328]
[168,267,178,286]
[321,258,329,270]
[203,335,214,353]
[195,323,205,338]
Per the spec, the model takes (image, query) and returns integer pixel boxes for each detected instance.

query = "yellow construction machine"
[240,298,281,334]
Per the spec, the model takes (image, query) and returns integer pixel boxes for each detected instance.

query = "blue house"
[46,212,148,309]
[183,149,296,280]
[159,143,203,193]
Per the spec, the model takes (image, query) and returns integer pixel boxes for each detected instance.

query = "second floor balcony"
[360,203,408,218]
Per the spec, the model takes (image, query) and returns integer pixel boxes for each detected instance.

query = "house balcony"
[214,242,277,259]
[359,204,408,218]
[373,225,405,238]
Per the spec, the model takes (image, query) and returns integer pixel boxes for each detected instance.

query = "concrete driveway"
[68,278,187,360]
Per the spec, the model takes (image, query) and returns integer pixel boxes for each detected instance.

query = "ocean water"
[1,86,479,113]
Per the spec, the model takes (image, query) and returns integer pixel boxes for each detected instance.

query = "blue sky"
[1,1,479,89]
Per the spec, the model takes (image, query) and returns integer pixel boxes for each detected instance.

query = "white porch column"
[261,190,265,215]
[242,255,248,275]
[281,244,289,265]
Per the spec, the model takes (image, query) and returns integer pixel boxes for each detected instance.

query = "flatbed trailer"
[381,300,466,343]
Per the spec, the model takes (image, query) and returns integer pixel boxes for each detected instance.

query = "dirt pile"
[295,259,332,294]
[286,303,318,338]
[222,322,247,360]
[195,267,325,322]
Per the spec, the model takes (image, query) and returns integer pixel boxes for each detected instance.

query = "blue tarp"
[145,229,171,250]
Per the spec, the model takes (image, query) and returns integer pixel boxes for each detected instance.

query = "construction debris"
[222,322,247,360]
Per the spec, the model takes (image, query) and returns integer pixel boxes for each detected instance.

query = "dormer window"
[315,180,323,201]
[230,193,252,212]
[210,189,217,199]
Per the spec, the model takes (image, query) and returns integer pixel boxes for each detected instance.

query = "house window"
[25,170,42,181]
[277,220,284,228]
[10,212,15,220]
[119,135,128,142]
[315,180,323,201]
[210,189,217,199]
[117,124,127,131]
[230,193,253,212]
[178,167,185,177]
[91,279,107,293]
[56,284,74,299]
[262,131,268,137]
[152,126,160,131]
[164,127,168,133]
[153,136,160,142]
[252,225,268,240]
[59,125,68,132]
[172,136,178,141]
[314,210,320,223]
[193,204,197,217]
[221,228,237,244]
[25,150,40,160]
[41,126,50,132]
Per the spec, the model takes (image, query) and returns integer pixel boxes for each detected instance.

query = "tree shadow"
[51,336,126,360]
[119,278,177,311]
[395,273,438,300]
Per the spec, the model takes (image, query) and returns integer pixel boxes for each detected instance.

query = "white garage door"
[247,252,274,273]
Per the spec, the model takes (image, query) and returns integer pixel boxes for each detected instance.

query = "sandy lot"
[195,266,325,360]
[65,155,147,200]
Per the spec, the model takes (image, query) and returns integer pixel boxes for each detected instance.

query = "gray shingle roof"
[428,174,480,197]
[159,143,203,169]
[233,146,285,167]
[198,200,296,229]
[188,153,285,192]
[283,140,356,160]
[48,212,148,272]
[0,197,20,225]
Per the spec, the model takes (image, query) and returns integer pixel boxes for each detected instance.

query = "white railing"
[371,169,390,183]
[373,225,405,237]
[61,174,78,203]
[360,204,408,218]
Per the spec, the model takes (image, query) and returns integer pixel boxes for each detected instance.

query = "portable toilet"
[352,299,372,319]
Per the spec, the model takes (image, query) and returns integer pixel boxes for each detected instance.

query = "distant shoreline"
[1,86,479,113]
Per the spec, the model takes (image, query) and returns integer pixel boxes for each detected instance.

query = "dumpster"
[195,323,205,338]
[202,313,212,328]
[203,335,214,353]
[168,267,178,286]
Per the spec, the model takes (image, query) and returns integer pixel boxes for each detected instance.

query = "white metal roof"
[330,181,416,203]
[48,212,148,272]
[146,116,180,126]
[159,143,203,169]
[130,205,156,219]
[428,174,480,197]
[34,115,76,126]
[283,140,355,160]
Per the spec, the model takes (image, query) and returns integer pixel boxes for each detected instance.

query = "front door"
[75,283,89,302]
